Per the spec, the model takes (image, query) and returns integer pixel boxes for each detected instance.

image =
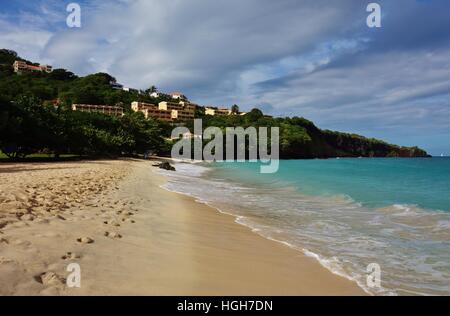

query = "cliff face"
[321,131,428,158]
[280,121,429,159]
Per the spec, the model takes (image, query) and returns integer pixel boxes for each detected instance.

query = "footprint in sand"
[120,218,136,224]
[103,220,121,227]
[35,218,50,224]
[20,214,36,222]
[55,215,66,221]
[61,252,81,260]
[13,239,32,247]
[104,231,122,239]
[76,237,94,244]
[0,256,14,264]
[0,221,11,229]
[35,272,66,286]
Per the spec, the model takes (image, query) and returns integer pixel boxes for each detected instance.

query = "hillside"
[198,111,429,159]
[0,48,429,159]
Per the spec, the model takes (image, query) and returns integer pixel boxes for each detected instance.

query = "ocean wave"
[157,161,450,296]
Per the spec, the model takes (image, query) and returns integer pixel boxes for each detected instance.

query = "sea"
[158,158,450,295]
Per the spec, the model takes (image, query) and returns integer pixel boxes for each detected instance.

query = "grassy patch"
[0,150,81,162]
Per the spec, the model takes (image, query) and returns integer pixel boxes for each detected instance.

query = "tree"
[231,104,240,114]
[0,95,54,158]
[244,108,264,122]
[0,49,19,65]
[118,112,164,154]
[49,69,77,81]
[195,105,205,118]
[145,85,158,95]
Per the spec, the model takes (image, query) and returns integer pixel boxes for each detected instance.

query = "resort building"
[179,101,197,112]
[205,106,232,116]
[13,60,53,73]
[150,91,170,99]
[170,92,188,101]
[205,107,216,116]
[145,108,173,121]
[110,80,124,90]
[123,87,139,93]
[131,101,172,121]
[72,104,124,117]
[131,101,155,112]
[150,91,188,101]
[158,101,184,111]
[130,101,196,122]
[158,101,195,121]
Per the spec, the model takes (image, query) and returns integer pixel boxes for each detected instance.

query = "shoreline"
[0,159,365,295]
[157,161,371,295]
[159,179,370,295]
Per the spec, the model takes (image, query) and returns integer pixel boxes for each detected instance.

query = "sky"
[0,0,449,155]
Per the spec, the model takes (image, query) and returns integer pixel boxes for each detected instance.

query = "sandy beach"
[0,159,365,295]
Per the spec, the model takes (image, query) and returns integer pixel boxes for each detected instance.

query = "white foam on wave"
[155,161,450,296]
[155,163,376,294]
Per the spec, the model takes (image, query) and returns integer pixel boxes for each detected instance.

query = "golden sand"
[0,159,365,295]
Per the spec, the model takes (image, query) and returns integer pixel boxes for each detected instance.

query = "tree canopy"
[0,95,167,159]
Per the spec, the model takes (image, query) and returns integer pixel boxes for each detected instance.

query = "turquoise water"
[160,158,450,295]
[214,158,450,212]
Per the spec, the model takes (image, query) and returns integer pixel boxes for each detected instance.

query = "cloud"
[0,17,52,62]
[42,0,363,89]
[1,0,450,154]
[250,48,450,142]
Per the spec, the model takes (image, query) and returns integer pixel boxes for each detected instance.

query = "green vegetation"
[189,109,429,159]
[0,49,175,110]
[0,49,26,65]
[0,49,173,160]
[0,48,429,160]
[0,94,168,159]
[0,149,78,162]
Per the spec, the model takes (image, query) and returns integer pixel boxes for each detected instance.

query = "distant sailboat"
[441,153,445,157]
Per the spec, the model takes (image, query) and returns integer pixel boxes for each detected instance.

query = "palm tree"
[231,104,240,114]
[146,85,158,95]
